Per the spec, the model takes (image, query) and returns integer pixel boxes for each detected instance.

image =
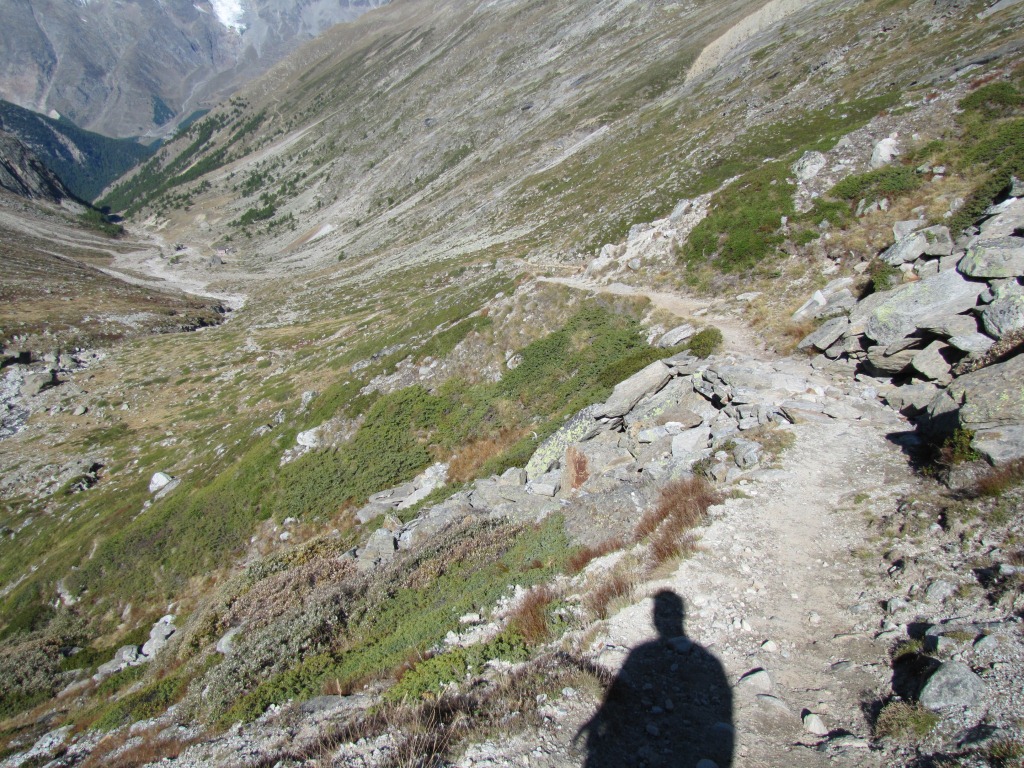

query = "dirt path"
[593,389,916,766]
[538,276,763,357]
[456,279,918,767]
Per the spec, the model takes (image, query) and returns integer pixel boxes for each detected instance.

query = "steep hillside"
[1,0,1024,763]
[101,0,1023,284]
[0,0,389,139]
[0,131,71,203]
[0,101,155,203]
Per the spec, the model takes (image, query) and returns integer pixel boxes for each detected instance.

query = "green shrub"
[686,327,723,358]
[94,672,191,730]
[866,260,901,295]
[830,165,921,204]
[385,632,531,702]
[683,162,794,271]
[959,82,1024,119]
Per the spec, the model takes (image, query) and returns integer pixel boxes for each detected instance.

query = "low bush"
[686,327,723,358]
[873,700,940,740]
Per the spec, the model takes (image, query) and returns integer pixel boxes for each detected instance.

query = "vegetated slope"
[1,0,1024,757]
[0,193,227,355]
[0,0,390,139]
[0,101,155,203]
[100,0,1023,283]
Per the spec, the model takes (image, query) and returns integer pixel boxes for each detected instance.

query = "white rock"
[148,472,174,493]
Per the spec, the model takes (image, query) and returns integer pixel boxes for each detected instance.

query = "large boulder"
[981,295,1024,339]
[592,361,672,420]
[923,353,1024,457]
[797,317,849,351]
[861,270,987,346]
[918,661,985,711]
[525,405,605,480]
[958,236,1024,278]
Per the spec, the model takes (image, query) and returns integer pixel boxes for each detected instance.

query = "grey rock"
[917,313,978,337]
[919,661,985,710]
[958,236,1024,278]
[592,361,672,419]
[919,226,954,256]
[528,471,561,497]
[884,383,939,416]
[870,137,899,169]
[672,425,711,457]
[797,317,849,351]
[981,295,1024,338]
[141,615,175,658]
[803,712,829,736]
[20,369,56,398]
[925,351,1024,437]
[911,341,952,383]
[737,668,772,693]
[497,467,526,487]
[792,150,826,181]
[865,345,916,376]
[732,439,762,469]
[971,424,1024,463]
[925,579,956,603]
[947,333,996,355]
[863,270,987,346]
[216,627,241,655]
[657,324,696,347]
[894,219,925,240]
[148,472,174,493]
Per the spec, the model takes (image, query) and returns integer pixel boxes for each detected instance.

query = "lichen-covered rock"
[525,405,604,480]
[862,270,987,345]
[981,295,1024,339]
[924,352,1024,441]
[958,236,1024,278]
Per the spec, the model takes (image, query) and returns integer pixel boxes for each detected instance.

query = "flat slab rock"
[861,269,987,346]
[958,236,1024,279]
[592,361,672,420]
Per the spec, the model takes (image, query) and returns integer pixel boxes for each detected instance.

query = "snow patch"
[209,0,247,33]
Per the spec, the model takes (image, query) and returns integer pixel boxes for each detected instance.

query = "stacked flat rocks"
[796,198,1024,464]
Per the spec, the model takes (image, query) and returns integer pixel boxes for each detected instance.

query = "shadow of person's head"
[652,589,684,638]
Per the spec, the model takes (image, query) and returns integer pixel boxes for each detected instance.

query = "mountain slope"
[0,0,389,139]
[0,130,71,203]
[103,0,1024,284]
[0,100,156,202]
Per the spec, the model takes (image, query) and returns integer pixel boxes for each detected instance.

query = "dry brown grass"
[635,477,719,570]
[508,585,555,645]
[80,725,204,768]
[584,569,636,620]
[976,458,1024,498]
[567,537,625,574]
[565,446,590,490]
[447,428,526,483]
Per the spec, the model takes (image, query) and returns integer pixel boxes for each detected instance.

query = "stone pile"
[351,350,891,570]
[796,197,1024,463]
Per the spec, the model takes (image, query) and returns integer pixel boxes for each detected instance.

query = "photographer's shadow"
[577,590,734,768]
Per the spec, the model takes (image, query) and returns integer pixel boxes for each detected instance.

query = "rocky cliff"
[0,0,389,139]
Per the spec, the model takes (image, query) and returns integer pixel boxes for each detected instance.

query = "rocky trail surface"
[451,320,919,768]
